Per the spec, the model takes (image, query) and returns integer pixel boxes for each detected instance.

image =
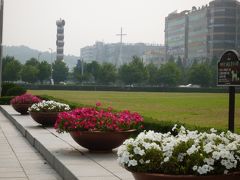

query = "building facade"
[188,6,209,61]
[80,42,165,66]
[56,19,65,61]
[165,10,189,62]
[165,0,240,64]
[209,0,240,58]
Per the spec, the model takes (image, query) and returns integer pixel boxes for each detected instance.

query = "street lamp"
[48,48,54,85]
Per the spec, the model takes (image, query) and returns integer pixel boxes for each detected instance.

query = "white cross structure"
[116,27,127,67]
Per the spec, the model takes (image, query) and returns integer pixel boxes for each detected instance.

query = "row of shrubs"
[22,84,233,93]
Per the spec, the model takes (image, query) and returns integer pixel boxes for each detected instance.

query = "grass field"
[29,90,240,131]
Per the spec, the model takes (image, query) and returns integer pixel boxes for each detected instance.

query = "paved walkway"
[0,105,134,180]
[0,111,62,180]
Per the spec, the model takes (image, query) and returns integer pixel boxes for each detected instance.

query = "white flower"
[204,158,214,165]
[145,160,150,164]
[133,147,145,156]
[128,159,138,167]
[28,100,70,112]
[197,165,214,175]
[172,124,177,131]
[187,145,199,155]
[164,157,169,162]
[210,128,217,133]
[192,166,198,171]
[117,126,240,176]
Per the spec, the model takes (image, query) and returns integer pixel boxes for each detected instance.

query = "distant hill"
[2,45,78,70]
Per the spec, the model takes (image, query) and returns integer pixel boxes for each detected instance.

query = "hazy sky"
[3,0,212,56]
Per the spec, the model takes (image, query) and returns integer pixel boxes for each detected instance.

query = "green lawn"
[29,90,240,131]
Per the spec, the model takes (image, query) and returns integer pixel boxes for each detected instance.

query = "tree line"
[2,55,218,87]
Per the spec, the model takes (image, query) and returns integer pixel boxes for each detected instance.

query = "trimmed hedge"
[21,84,233,93]
[1,83,26,96]
[0,96,14,105]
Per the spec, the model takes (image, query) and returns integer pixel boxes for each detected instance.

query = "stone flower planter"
[11,103,32,115]
[130,171,240,180]
[29,111,59,126]
[70,129,136,152]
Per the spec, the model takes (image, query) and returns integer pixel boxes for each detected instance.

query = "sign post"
[218,50,240,132]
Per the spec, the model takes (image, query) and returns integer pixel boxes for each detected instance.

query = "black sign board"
[218,50,240,132]
[218,50,240,86]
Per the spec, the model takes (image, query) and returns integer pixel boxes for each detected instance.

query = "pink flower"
[96,102,101,107]
[54,102,144,133]
[107,106,113,111]
[10,93,41,105]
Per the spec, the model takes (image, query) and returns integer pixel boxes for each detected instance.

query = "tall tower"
[56,18,65,61]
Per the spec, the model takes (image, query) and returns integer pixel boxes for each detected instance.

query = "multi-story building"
[209,0,240,58]
[80,42,165,66]
[56,19,65,61]
[188,6,209,61]
[165,10,189,62]
[165,0,240,64]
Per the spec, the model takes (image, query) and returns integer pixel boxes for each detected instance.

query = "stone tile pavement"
[0,110,62,180]
[0,106,134,180]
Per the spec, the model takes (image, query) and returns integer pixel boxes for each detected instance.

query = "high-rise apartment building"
[56,19,65,61]
[165,10,189,62]
[209,0,240,58]
[188,6,209,60]
[165,0,240,64]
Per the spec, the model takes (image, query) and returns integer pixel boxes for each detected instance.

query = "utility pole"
[116,27,127,67]
[0,0,4,97]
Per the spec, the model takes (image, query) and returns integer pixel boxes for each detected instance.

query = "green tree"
[158,62,180,87]
[209,56,218,87]
[86,61,101,82]
[25,58,40,67]
[52,60,69,84]
[38,61,51,83]
[97,63,117,84]
[168,55,175,63]
[2,56,22,81]
[188,63,211,87]
[21,65,39,83]
[119,56,148,85]
[146,63,158,85]
[73,62,91,83]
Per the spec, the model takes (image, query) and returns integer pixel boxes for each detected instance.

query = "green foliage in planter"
[0,96,14,105]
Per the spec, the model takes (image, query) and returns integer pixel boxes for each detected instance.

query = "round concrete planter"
[29,111,59,126]
[11,104,32,115]
[70,130,136,152]
[130,171,240,180]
